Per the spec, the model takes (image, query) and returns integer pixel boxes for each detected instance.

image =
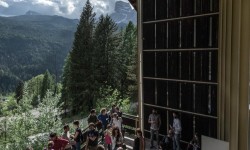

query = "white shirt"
[148,114,161,130]
[112,117,122,131]
[173,118,182,134]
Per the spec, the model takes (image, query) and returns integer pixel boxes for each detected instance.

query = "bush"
[95,86,137,115]
[0,88,63,149]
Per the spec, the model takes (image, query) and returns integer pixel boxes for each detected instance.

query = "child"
[104,124,112,150]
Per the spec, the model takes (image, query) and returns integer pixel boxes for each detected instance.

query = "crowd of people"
[26,107,200,150]
[39,104,145,150]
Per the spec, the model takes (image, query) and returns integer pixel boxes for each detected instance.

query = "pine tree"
[119,22,137,99]
[40,70,53,99]
[68,0,96,113]
[93,15,121,90]
[60,54,71,115]
[14,81,24,104]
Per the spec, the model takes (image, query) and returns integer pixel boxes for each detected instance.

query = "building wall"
[137,0,250,149]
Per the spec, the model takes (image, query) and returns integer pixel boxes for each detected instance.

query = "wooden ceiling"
[128,0,137,11]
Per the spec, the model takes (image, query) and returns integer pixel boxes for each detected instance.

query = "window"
[142,0,219,144]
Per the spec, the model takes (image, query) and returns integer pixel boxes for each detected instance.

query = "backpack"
[80,130,85,143]
[74,128,84,144]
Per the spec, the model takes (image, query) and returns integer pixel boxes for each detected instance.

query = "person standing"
[71,120,82,150]
[98,108,109,143]
[49,132,69,150]
[85,123,99,150]
[104,124,112,150]
[98,108,109,130]
[62,124,75,150]
[187,133,200,150]
[112,113,123,132]
[116,107,123,117]
[133,128,145,150]
[62,124,70,141]
[87,109,99,125]
[110,104,117,115]
[148,109,161,149]
[170,112,182,150]
[111,126,123,150]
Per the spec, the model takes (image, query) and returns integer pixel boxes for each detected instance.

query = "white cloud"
[0,0,130,18]
[32,0,54,6]
[13,0,25,2]
[0,0,9,7]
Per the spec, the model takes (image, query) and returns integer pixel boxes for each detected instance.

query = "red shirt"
[52,137,69,150]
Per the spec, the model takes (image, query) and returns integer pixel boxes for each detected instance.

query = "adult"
[49,132,69,150]
[62,124,74,150]
[159,129,173,150]
[112,113,123,132]
[187,133,200,150]
[110,104,117,115]
[133,128,145,150]
[116,107,123,117]
[98,108,109,130]
[85,123,99,150]
[71,120,82,150]
[111,126,123,150]
[87,109,99,125]
[148,109,161,149]
[62,124,70,141]
[170,112,182,150]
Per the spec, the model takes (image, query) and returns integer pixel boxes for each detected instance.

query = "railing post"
[135,115,138,135]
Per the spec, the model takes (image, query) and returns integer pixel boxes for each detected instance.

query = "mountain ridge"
[0,15,77,93]
[0,1,136,93]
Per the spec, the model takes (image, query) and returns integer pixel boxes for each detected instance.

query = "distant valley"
[0,1,136,93]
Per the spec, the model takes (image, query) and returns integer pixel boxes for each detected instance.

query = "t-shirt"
[112,117,122,131]
[98,114,109,126]
[87,129,99,146]
[87,115,98,124]
[173,118,182,134]
[52,138,69,150]
[148,114,161,130]
[62,131,70,141]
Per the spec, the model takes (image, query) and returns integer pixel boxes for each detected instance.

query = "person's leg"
[108,144,112,150]
[150,129,154,147]
[101,125,105,142]
[75,142,81,150]
[173,134,176,150]
[176,134,181,150]
[156,130,159,147]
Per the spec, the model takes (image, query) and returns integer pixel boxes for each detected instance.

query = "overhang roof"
[128,0,137,11]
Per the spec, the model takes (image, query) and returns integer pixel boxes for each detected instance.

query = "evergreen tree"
[93,15,121,93]
[14,81,24,104]
[40,70,53,99]
[60,54,71,115]
[119,22,137,100]
[68,0,96,113]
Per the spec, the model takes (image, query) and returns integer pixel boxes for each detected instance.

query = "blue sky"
[0,0,130,18]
